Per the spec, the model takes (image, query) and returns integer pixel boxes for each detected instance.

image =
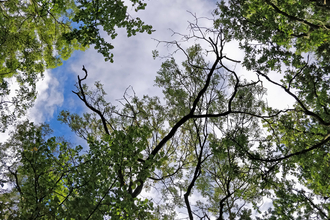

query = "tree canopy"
[1,0,330,219]
[0,0,152,131]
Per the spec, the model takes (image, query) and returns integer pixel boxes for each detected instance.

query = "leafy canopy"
[1,1,330,220]
[0,0,152,131]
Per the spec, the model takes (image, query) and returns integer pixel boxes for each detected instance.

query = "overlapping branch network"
[69,14,330,220]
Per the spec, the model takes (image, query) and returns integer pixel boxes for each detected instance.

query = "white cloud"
[68,0,218,104]
[27,70,64,123]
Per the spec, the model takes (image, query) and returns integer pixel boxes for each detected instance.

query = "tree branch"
[73,66,110,135]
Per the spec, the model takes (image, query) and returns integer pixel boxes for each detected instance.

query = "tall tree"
[216,0,330,218]
[1,1,330,219]
[2,18,267,218]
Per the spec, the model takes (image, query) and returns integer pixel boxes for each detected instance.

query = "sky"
[1,0,299,218]
[26,0,221,145]
[26,0,293,139]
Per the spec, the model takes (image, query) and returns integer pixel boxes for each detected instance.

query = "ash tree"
[1,0,330,219]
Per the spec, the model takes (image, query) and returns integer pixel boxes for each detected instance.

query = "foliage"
[0,121,154,219]
[215,0,330,219]
[63,0,153,63]
[1,0,330,219]
[215,0,330,71]
[0,0,152,131]
[0,0,79,131]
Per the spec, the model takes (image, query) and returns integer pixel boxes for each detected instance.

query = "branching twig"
[72,66,110,135]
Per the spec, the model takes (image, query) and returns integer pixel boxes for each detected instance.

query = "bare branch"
[72,66,110,135]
